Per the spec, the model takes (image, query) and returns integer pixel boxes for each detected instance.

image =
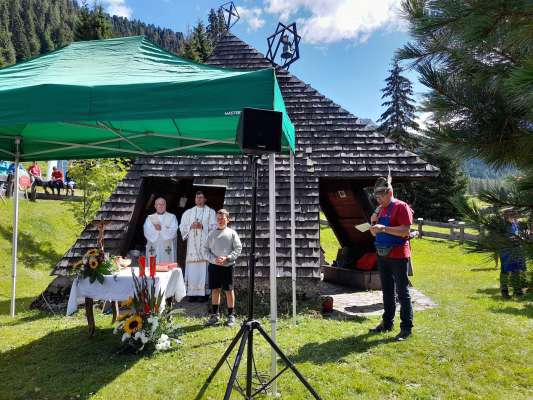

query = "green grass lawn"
[1,201,532,399]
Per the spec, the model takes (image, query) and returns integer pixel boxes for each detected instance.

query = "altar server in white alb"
[180,191,216,301]
[143,197,178,263]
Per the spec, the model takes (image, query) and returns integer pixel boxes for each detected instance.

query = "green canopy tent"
[0,36,294,160]
[0,36,296,335]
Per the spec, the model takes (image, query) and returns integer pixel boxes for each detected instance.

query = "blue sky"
[102,0,427,123]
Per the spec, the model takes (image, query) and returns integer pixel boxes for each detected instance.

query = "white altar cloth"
[66,267,186,316]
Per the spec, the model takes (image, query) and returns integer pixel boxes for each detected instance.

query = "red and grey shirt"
[376,199,413,259]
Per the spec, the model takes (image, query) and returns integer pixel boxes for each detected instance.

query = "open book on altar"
[156,262,178,272]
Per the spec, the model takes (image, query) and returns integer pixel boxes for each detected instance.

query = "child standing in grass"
[500,210,526,298]
[204,209,242,327]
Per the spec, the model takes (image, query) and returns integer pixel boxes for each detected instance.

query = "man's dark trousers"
[377,256,413,331]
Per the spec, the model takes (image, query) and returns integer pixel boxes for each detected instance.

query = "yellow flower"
[89,258,99,269]
[123,314,143,334]
[86,249,99,257]
[120,297,133,307]
[72,260,83,269]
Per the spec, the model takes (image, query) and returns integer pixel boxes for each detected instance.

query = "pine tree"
[1,0,183,67]
[74,1,111,41]
[11,0,31,61]
[0,0,16,66]
[74,1,92,41]
[180,30,201,63]
[21,0,40,56]
[217,8,227,36]
[377,60,419,150]
[192,21,212,62]
[399,0,533,265]
[91,3,112,40]
[408,134,469,221]
[207,8,219,42]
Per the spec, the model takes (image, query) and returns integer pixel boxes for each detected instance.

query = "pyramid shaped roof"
[207,33,437,178]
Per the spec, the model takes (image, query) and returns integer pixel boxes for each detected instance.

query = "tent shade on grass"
[0,35,295,161]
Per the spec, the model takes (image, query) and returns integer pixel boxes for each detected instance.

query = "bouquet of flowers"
[114,270,181,353]
[71,248,119,284]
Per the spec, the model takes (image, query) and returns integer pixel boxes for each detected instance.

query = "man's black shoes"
[394,329,412,342]
[369,322,412,341]
[369,321,394,333]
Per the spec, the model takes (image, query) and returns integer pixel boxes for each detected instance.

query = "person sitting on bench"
[64,169,76,196]
[48,166,64,195]
[28,161,49,200]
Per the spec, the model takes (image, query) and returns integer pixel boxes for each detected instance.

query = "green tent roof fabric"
[0,36,295,160]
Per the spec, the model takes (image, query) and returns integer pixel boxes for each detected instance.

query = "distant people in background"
[0,160,10,176]
[0,161,9,199]
[28,161,49,200]
[500,210,526,299]
[64,167,76,196]
[6,163,29,197]
[6,163,16,196]
[48,166,64,195]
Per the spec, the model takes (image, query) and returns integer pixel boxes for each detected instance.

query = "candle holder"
[149,256,156,277]
[138,255,146,277]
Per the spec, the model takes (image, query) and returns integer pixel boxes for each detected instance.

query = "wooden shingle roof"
[207,33,438,178]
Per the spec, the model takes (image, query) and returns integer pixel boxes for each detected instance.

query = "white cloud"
[236,6,266,31]
[263,0,404,44]
[415,111,434,131]
[104,0,132,18]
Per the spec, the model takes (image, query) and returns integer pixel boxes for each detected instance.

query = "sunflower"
[123,314,143,334]
[86,248,99,257]
[89,257,99,269]
[72,260,83,269]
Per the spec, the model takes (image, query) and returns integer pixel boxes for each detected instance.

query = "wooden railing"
[416,218,480,242]
[320,217,482,242]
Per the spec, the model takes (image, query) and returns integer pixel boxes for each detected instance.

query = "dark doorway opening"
[319,179,376,267]
[123,177,227,270]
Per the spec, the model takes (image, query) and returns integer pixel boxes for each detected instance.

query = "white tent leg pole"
[10,137,21,317]
[290,151,296,324]
[269,153,278,396]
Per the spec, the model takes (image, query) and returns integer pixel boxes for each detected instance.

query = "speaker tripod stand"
[195,155,320,400]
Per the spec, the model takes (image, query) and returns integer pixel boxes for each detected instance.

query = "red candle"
[149,255,156,277]
[139,256,146,277]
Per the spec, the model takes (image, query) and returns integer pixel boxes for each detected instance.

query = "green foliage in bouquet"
[71,248,119,284]
[114,270,181,353]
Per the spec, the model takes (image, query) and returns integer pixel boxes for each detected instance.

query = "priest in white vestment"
[179,191,216,301]
[143,197,178,263]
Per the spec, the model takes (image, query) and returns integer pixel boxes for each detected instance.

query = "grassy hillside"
[0,202,531,399]
[0,198,80,313]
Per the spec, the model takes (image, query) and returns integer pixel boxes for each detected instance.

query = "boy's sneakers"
[226,314,236,327]
[205,314,220,326]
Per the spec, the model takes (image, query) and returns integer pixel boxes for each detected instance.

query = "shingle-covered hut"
[33,33,437,310]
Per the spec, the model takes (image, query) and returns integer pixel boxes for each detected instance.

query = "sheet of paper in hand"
[355,222,371,232]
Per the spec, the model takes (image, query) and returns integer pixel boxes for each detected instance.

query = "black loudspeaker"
[236,107,282,154]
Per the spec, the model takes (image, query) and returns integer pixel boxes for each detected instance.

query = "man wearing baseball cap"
[369,176,414,341]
